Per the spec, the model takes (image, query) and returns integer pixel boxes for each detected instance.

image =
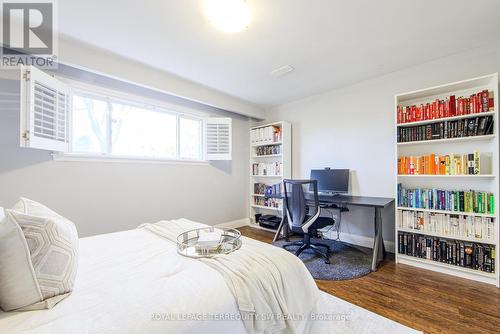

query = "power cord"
[330,208,342,241]
[318,207,342,241]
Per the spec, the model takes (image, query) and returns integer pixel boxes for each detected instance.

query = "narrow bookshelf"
[395,73,499,287]
[249,121,291,230]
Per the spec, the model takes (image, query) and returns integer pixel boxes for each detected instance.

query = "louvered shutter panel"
[20,66,69,152]
[205,118,232,160]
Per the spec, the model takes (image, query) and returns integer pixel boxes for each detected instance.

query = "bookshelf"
[249,121,291,230]
[395,73,499,287]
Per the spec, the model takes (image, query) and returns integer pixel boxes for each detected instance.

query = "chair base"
[282,234,331,264]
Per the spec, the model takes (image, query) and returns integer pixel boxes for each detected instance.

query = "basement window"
[20,66,232,163]
[70,92,203,161]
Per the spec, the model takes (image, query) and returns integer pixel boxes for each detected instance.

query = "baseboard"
[323,230,395,253]
[215,218,250,229]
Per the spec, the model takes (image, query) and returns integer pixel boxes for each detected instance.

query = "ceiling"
[58,0,500,108]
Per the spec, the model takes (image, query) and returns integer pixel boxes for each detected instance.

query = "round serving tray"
[176,227,242,258]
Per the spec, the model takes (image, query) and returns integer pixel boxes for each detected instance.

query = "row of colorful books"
[397,152,488,175]
[252,162,282,176]
[398,232,495,272]
[397,90,494,124]
[254,197,281,209]
[256,144,281,156]
[251,126,282,145]
[253,182,282,196]
[398,210,495,242]
[397,184,495,214]
[397,115,493,143]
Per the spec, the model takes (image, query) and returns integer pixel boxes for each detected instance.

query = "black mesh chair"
[282,179,334,264]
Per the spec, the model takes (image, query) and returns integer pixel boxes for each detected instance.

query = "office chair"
[282,179,335,264]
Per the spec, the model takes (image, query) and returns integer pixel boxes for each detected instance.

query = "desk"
[269,194,394,271]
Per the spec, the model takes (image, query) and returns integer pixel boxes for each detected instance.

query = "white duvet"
[0,219,421,334]
[140,219,319,333]
[0,220,319,334]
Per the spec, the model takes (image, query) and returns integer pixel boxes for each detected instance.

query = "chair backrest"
[283,179,319,229]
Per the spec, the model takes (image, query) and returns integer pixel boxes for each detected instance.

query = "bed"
[0,219,323,334]
[0,217,422,334]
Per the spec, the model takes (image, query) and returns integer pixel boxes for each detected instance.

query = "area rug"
[310,291,422,333]
[273,238,372,280]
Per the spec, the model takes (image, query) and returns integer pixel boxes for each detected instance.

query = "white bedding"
[0,227,251,333]
[0,221,322,334]
[0,220,420,334]
[140,219,318,333]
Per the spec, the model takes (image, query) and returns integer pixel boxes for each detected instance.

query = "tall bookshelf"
[249,121,291,231]
[395,74,499,287]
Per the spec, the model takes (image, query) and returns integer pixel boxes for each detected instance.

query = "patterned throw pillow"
[0,198,78,311]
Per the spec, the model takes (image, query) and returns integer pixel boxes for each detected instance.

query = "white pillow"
[0,199,78,311]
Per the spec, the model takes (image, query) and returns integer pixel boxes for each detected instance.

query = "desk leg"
[371,207,386,271]
[272,214,287,243]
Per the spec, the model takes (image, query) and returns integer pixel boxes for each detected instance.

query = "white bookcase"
[249,121,291,231]
[395,74,499,287]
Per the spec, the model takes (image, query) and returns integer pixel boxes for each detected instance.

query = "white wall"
[0,68,251,237]
[58,37,265,119]
[265,43,500,247]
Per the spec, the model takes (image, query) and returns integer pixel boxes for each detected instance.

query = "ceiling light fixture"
[203,0,252,33]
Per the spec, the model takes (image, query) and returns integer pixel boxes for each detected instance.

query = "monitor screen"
[310,169,349,193]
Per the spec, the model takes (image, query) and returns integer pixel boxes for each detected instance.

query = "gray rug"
[273,238,372,280]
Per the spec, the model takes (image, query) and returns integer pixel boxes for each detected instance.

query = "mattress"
[0,228,250,333]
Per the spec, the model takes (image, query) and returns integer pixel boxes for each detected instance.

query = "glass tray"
[176,227,242,258]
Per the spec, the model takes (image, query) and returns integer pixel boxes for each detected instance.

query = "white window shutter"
[205,117,232,160]
[20,66,69,152]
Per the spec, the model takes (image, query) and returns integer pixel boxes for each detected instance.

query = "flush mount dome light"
[204,0,252,33]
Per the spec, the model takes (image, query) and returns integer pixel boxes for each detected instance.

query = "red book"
[476,92,483,113]
[449,95,456,116]
[431,101,438,119]
[416,104,423,121]
[457,97,463,115]
[424,103,431,120]
[481,90,489,112]
[397,106,402,124]
[470,94,477,113]
[438,100,445,118]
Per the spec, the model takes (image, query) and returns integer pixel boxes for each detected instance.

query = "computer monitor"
[310,169,349,195]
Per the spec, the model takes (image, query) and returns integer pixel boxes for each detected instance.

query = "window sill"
[52,153,210,165]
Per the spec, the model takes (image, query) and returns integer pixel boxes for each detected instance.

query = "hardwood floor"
[239,226,500,334]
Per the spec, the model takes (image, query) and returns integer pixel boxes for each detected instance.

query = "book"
[397,209,495,241]
[397,115,494,143]
[397,90,495,124]
[398,231,496,272]
[397,184,495,214]
[251,125,282,145]
[398,152,490,175]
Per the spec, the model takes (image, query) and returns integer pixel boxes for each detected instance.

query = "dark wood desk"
[269,193,394,271]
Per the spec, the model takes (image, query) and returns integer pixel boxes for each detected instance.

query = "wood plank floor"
[239,226,500,334]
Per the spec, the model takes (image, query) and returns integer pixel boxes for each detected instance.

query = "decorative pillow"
[12,197,62,220]
[0,199,78,311]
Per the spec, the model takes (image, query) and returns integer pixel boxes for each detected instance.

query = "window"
[19,66,232,162]
[71,93,203,161]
